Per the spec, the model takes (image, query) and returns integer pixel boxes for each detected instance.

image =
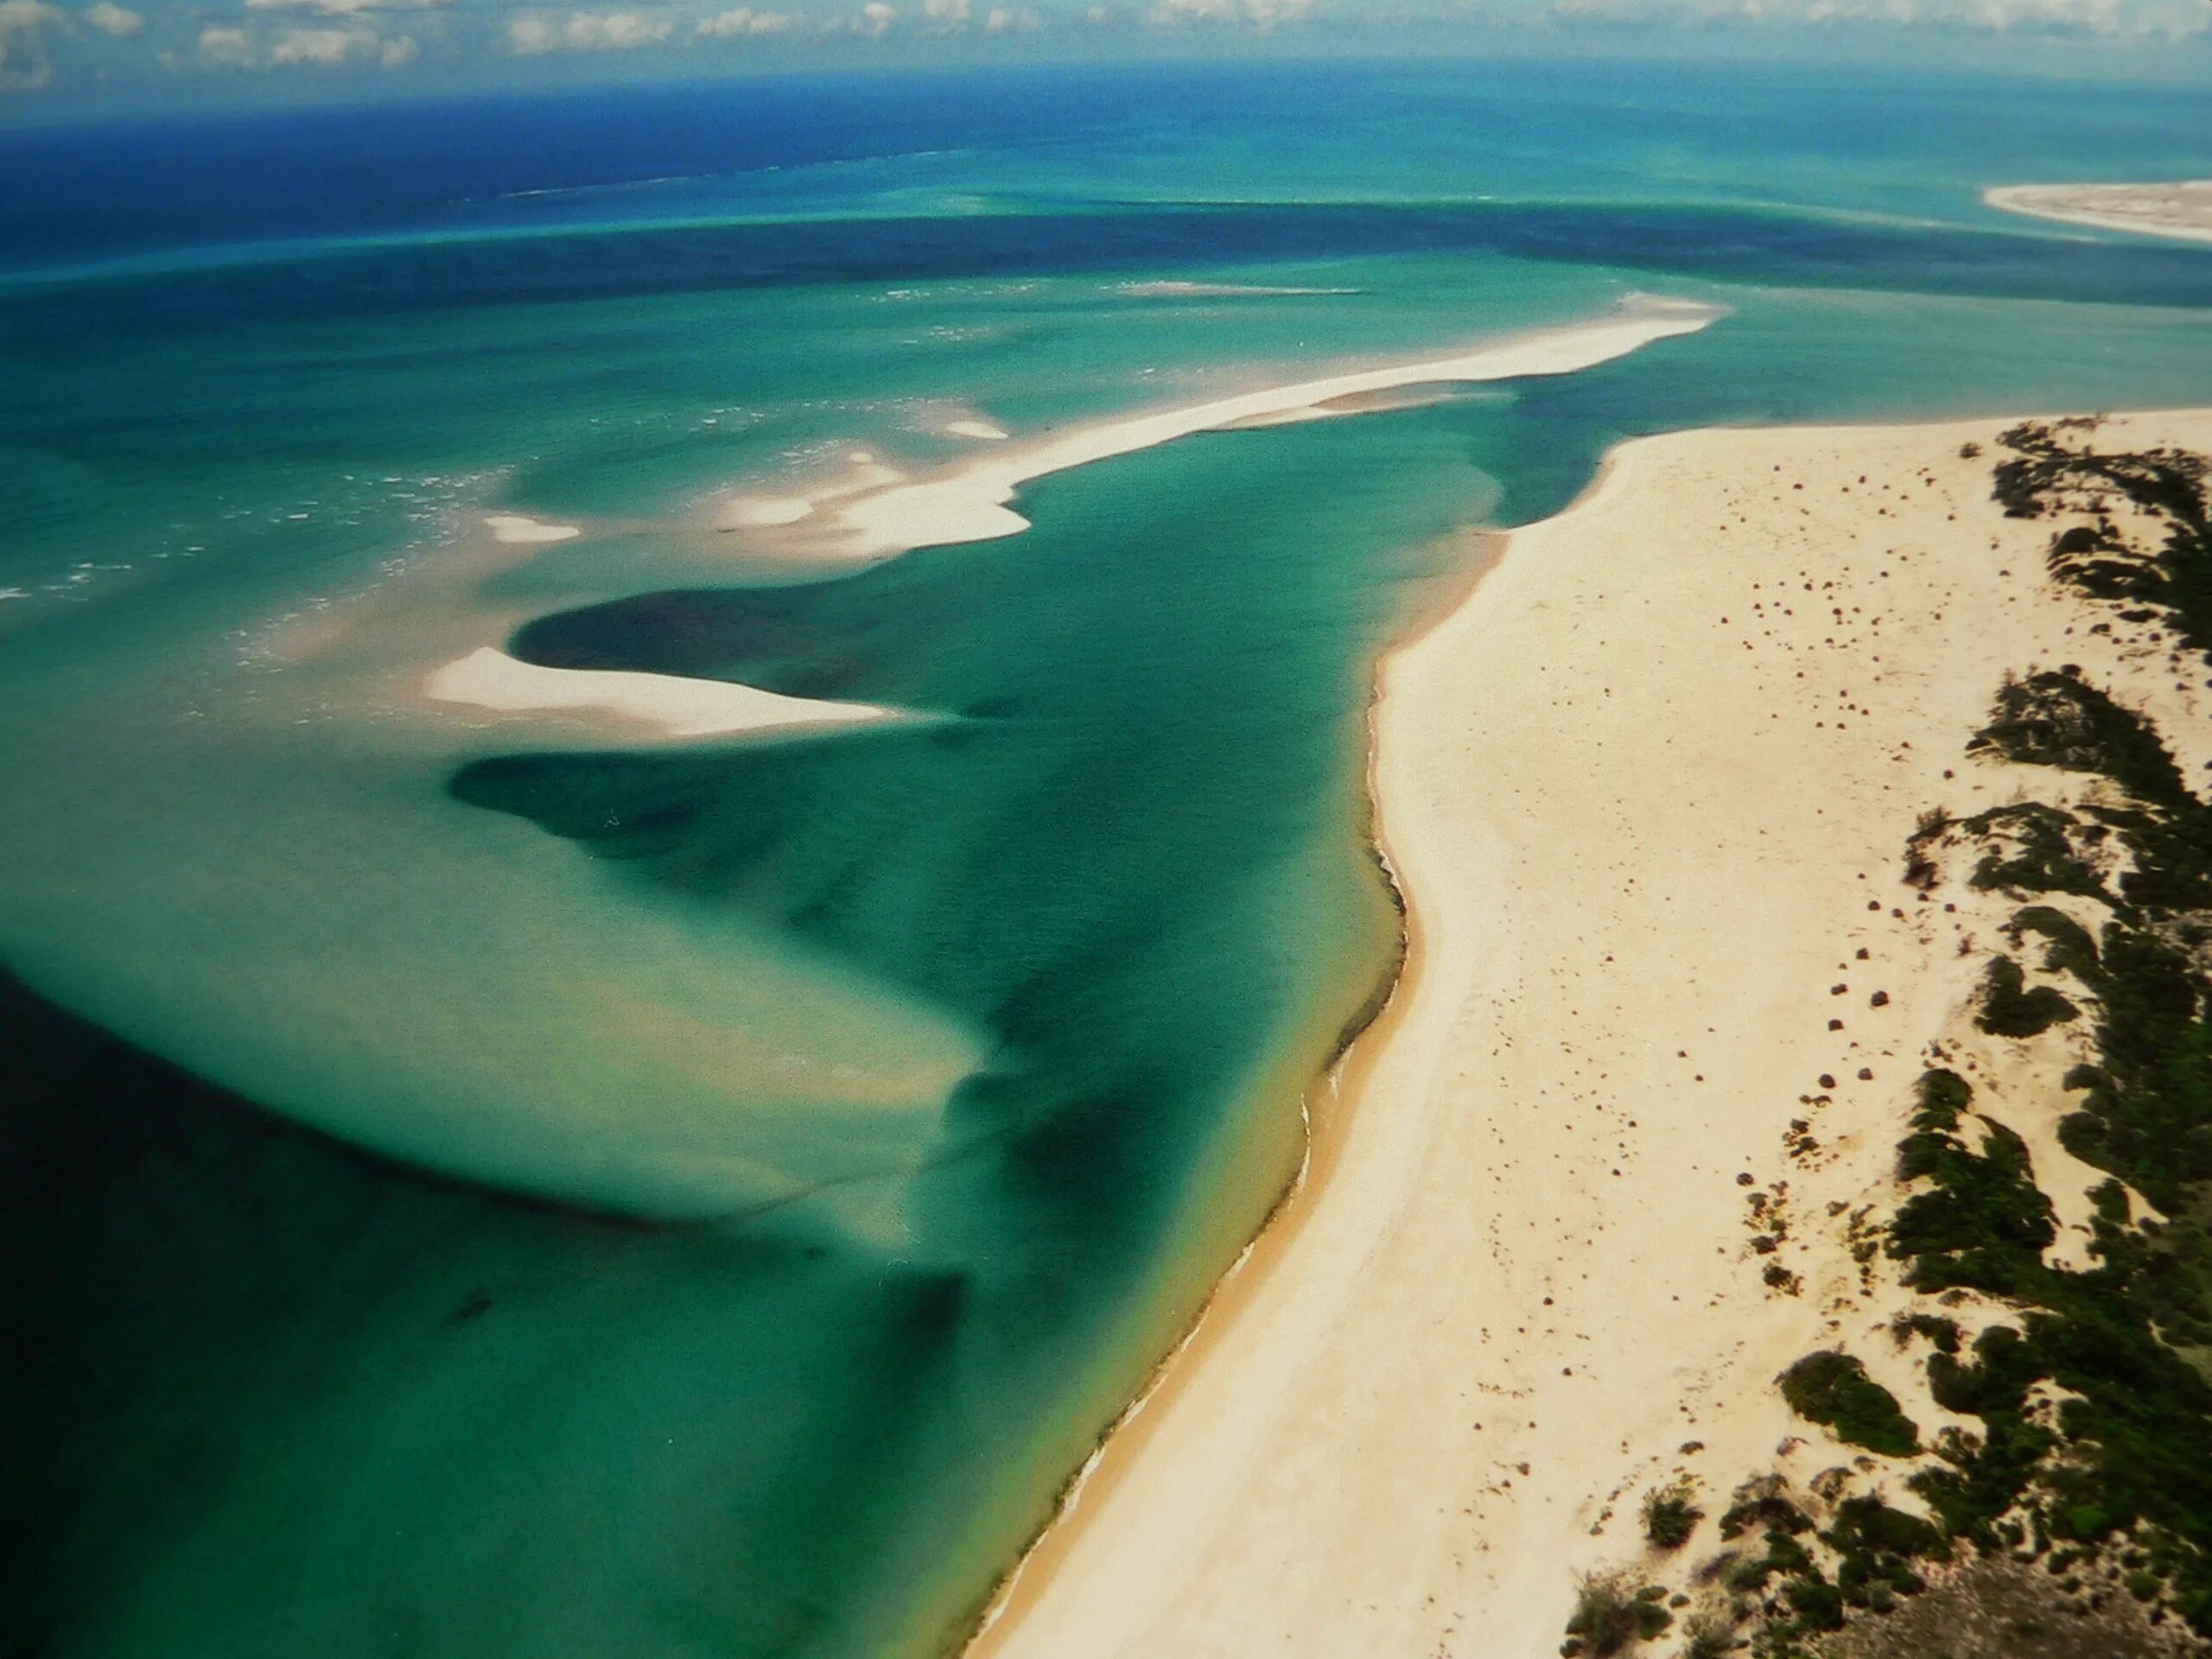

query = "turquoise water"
[2,60,2210,1659]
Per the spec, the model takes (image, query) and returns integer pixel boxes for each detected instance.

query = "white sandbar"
[423,646,899,740]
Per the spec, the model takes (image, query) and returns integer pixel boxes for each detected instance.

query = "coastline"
[968,408,2212,1659]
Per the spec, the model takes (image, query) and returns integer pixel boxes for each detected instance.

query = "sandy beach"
[1987,181,2212,245]
[970,408,2212,1658]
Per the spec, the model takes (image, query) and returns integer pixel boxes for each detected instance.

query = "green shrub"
[1975,955,2080,1039]
[1780,1352,1920,1457]
[1566,1574,1643,1657]
[1643,1484,1704,1550]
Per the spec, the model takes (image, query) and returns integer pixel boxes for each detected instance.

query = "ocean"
[2,58,2209,1659]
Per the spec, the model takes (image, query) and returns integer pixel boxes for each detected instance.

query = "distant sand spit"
[482,512,583,544]
[1986,181,2212,245]
[969,409,2212,1659]
[716,298,1720,562]
[423,645,902,740]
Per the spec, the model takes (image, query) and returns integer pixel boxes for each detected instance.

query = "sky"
[0,0,2207,113]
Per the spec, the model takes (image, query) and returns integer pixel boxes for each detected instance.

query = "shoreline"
[962,523,1506,1656]
[968,407,2212,1659]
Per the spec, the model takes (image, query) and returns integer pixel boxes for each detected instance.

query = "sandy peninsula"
[969,408,2212,1658]
[1986,181,2212,245]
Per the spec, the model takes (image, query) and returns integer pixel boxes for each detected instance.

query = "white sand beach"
[423,645,903,739]
[715,299,1720,561]
[969,409,2212,1659]
[1986,181,2212,245]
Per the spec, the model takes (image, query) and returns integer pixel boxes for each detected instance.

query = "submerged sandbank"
[969,408,2212,1658]
[1987,181,2212,245]
[716,298,1720,562]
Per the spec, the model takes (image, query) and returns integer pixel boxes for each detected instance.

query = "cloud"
[860,0,895,29]
[245,0,440,15]
[924,0,968,18]
[191,16,418,67]
[82,0,140,33]
[0,0,64,87]
[196,20,255,60]
[696,4,790,32]
[1551,0,2203,32]
[508,8,672,48]
[984,3,1034,24]
[1146,0,1309,23]
[270,23,363,59]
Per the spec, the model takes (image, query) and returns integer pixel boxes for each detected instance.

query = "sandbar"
[423,645,901,740]
[715,298,1720,562]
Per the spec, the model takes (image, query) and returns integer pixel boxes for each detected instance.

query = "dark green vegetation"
[1975,955,2080,1039]
[1859,429,2212,1648]
[1808,1553,2207,1659]
[1710,1480,1950,1650]
[1645,1483,1707,1550]
[1780,1354,1922,1458]
[1993,419,2212,658]
[1633,428,2212,1659]
[1562,1574,1674,1656]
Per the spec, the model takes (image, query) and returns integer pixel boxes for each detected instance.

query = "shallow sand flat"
[423,645,902,739]
[970,409,2212,1659]
[717,299,1719,561]
[1987,181,2212,245]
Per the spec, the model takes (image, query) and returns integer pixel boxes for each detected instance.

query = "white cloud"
[696,4,790,33]
[0,0,64,87]
[924,0,968,18]
[860,0,895,29]
[270,23,363,59]
[984,3,1033,24]
[245,0,440,14]
[379,29,416,59]
[1553,0,2202,32]
[83,0,140,33]
[508,8,672,49]
[197,21,255,60]
[1147,0,1308,23]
